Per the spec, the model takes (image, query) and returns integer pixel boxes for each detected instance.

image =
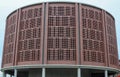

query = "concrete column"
[3,71,6,77]
[105,70,108,77]
[114,73,118,77]
[10,75,12,77]
[14,69,17,77]
[77,68,81,77]
[42,68,46,77]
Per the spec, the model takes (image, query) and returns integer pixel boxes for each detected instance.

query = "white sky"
[0,0,120,75]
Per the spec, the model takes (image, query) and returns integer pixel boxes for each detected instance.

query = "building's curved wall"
[17,4,43,65]
[105,12,118,67]
[80,5,105,66]
[2,11,18,67]
[2,2,119,69]
[45,3,77,64]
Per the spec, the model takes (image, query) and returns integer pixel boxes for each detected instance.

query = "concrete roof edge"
[1,64,120,72]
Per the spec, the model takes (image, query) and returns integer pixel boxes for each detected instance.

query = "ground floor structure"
[1,65,120,77]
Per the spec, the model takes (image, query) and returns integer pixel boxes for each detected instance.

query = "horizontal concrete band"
[1,64,120,72]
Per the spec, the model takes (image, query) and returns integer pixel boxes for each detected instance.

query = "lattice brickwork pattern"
[17,6,42,62]
[2,3,119,68]
[47,4,76,62]
[3,13,17,64]
[81,6,105,63]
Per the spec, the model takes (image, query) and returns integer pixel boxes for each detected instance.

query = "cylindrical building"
[1,2,120,77]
